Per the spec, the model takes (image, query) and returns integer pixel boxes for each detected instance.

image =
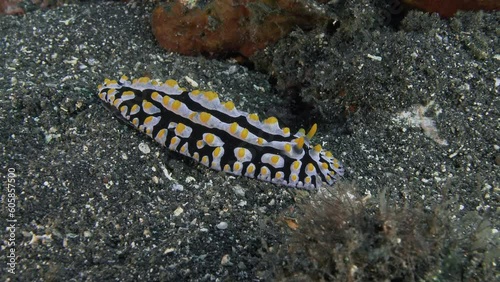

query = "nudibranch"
[98,76,344,189]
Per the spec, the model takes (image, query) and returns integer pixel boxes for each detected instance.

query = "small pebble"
[184,76,199,87]
[152,176,159,184]
[138,142,150,154]
[216,222,228,230]
[164,248,175,254]
[237,262,247,270]
[232,185,245,197]
[185,176,196,183]
[171,183,184,191]
[221,254,230,265]
[173,207,184,216]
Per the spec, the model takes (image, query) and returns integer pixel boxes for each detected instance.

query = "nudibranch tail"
[98,76,344,189]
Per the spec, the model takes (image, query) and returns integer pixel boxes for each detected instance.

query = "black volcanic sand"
[1,1,498,280]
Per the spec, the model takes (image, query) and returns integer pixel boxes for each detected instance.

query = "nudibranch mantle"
[98,76,344,189]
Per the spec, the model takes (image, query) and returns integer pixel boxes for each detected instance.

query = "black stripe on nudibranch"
[98,76,344,189]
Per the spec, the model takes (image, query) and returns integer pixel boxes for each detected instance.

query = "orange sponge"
[151,0,327,58]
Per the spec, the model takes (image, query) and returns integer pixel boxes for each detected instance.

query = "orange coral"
[403,0,500,18]
[151,0,328,58]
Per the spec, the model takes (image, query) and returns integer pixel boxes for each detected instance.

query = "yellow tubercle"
[306,163,315,172]
[172,100,182,111]
[234,162,241,171]
[151,92,161,100]
[138,77,150,83]
[145,116,155,123]
[223,101,235,111]
[165,79,178,87]
[176,123,186,133]
[203,91,218,101]
[143,100,154,110]
[199,112,212,123]
[157,129,166,139]
[130,104,140,113]
[213,147,222,157]
[122,90,135,97]
[204,133,215,144]
[249,113,259,122]
[229,122,238,134]
[271,155,280,165]
[264,116,278,125]
[237,148,246,159]
[333,160,341,169]
[240,128,249,139]
[196,140,204,148]
[247,165,255,173]
[314,144,322,153]
[162,96,171,106]
[180,144,187,153]
[284,143,292,153]
[294,137,305,150]
[261,167,269,174]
